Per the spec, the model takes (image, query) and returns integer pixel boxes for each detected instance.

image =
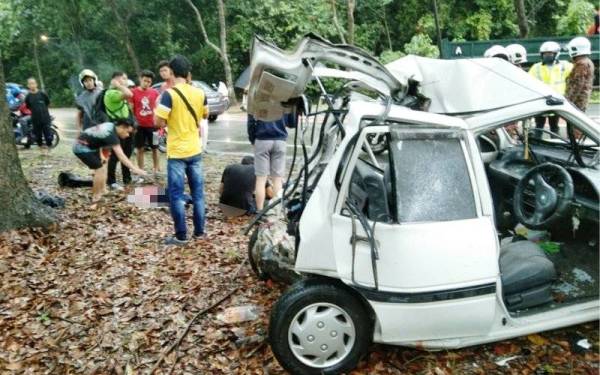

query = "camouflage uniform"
[565,56,595,111]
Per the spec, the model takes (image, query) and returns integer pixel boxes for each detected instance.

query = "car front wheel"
[269,280,371,375]
[208,114,218,122]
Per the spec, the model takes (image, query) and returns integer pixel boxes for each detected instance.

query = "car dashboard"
[487,146,599,223]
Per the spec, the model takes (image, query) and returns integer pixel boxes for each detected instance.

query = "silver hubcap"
[288,302,356,368]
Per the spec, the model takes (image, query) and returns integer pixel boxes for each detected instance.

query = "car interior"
[345,116,599,317]
[477,112,599,316]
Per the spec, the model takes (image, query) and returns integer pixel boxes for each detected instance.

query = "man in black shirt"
[73,119,146,202]
[219,156,273,217]
[24,77,52,148]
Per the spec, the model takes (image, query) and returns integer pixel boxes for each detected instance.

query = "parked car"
[246,34,599,375]
[152,80,227,122]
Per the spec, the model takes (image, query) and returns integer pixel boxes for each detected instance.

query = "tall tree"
[185,0,237,105]
[0,54,54,231]
[514,0,529,37]
[107,0,141,75]
[346,0,355,45]
[331,0,347,43]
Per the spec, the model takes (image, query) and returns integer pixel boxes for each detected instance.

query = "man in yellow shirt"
[529,41,573,136]
[154,55,209,245]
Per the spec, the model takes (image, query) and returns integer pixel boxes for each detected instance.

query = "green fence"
[441,35,600,65]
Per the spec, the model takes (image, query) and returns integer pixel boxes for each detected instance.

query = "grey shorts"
[254,140,286,177]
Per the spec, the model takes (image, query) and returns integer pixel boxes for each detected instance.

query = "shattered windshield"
[390,131,477,223]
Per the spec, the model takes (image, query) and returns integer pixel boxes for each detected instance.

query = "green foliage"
[0,0,590,106]
[379,50,405,64]
[403,34,440,58]
[464,11,493,40]
[556,0,596,35]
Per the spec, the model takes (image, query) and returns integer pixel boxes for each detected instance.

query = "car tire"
[269,280,371,375]
[208,115,218,122]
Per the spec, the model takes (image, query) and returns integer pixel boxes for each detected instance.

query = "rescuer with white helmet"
[483,45,510,61]
[528,41,573,136]
[506,43,528,66]
[565,37,595,112]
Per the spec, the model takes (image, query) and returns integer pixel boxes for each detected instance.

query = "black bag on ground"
[58,172,93,188]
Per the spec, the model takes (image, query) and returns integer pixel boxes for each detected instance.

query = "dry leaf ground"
[0,144,598,374]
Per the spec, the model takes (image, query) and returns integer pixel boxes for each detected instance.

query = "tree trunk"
[217,0,237,105]
[186,0,237,105]
[346,0,355,45]
[0,55,54,231]
[32,38,46,92]
[330,0,347,44]
[514,0,529,38]
[108,0,141,75]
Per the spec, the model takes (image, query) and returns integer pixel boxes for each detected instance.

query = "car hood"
[247,33,406,121]
[385,55,558,115]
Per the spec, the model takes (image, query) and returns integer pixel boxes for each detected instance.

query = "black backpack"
[90,89,134,126]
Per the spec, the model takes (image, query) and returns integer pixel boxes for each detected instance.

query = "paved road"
[50,103,600,156]
[50,108,300,156]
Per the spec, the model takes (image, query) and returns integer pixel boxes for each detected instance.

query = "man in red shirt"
[132,70,160,173]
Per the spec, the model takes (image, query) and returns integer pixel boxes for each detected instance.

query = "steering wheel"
[513,163,574,230]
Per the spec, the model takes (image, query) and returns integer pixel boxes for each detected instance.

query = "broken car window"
[391,134,477,223]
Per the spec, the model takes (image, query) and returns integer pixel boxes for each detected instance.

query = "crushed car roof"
[247,33,405,121]
[385,55,558,115]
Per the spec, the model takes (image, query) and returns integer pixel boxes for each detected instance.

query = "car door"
[332,123,499,343]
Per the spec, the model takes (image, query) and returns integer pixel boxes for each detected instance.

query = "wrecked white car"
[245,34,599,375]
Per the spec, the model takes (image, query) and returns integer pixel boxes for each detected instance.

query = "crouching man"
[73,119,147,202]
[219,156,274,217]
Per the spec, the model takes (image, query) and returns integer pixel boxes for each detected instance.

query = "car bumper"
[208,101,227,116]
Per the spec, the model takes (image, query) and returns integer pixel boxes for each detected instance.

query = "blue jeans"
[167,154,205,240]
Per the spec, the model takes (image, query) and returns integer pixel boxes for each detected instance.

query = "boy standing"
[105,71,134,189]
[132,70,160,173]
[157,60,175,94]
[247,112,296,210]
[24,77,53,148]
[154,55,208,245]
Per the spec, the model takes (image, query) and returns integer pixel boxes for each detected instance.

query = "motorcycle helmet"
[506,43,528,64]
[483,45,510,61]
[78,69,98,87]
[567,37,591,58]
[539,41,561,63]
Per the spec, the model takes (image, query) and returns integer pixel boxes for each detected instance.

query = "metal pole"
[433,0,443,58]
[32,37,45,91]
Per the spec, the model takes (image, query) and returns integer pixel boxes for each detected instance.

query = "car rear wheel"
[269,280,371,375]
[208,114,218,122]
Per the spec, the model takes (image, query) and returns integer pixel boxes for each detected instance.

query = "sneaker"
[164,236,189,246]
[109,183,124,191]
[193,233,205,239]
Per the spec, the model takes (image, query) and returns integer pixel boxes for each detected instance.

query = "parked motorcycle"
[12,111,60,149]
[157,127,167,153]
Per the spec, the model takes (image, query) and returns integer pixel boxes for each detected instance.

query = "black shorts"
[75,151,103,170]
[135,127,158,149]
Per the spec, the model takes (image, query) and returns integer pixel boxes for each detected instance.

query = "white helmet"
[506,43,528,64]
[539,41,561,59]
[484,45,510,60]
[78,69,98,87]
[567,36,591,58]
